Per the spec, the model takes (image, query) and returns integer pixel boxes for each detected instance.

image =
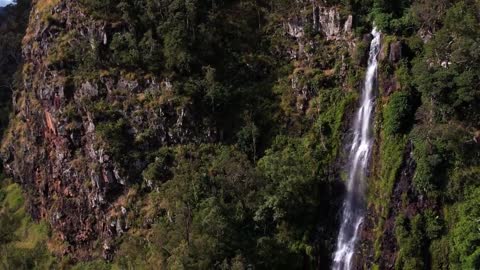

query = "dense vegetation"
[374,1,480,269]
[0,0,479,269]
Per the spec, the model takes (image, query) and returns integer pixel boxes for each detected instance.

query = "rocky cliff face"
[1,0,410,266]
[283,1,356,119]
[1,1,478,269]
[1,0,214,259]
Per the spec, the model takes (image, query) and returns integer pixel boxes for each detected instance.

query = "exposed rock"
[285,1,354,60]
[312,4,352,40]
[287,17,304,39]
[379,39,388,62]
[418,28,433,43]
[344,15,353,34]
[382,75,400,96]
[116,77,141,93]
[389,41,402,63]
[1,0,214,260]
[474,130,480,143]
[358,140,437,269]
[358,33,374,66]
[291,71,314,113]
[283,1,355,116]
[78,81,98,98]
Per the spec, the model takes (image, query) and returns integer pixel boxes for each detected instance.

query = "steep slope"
[1,0,479,269]
[1,0,360,267]
[356,1,480,270]
[2,0,224,260]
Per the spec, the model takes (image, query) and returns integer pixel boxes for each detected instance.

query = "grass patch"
[0,182,54,268]
[3,183,24,211]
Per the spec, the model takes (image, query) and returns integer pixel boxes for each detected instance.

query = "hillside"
[0,0,479,269]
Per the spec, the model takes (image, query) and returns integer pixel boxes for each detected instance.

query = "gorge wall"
[0,0,479,269]
[3,0,213,260]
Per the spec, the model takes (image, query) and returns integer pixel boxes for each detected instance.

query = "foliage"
[450,187,480,270]
[395,215,426,270]
[411,125,467,194]
[137,145,262,268]
[378,2,480,269]
[413,1,480,124]
[383,91,416,135]
[255,136,318,256]
[0,182,56,269]
[370,0,414,34]
[109,32,141,68]
[96,118,131,163]
[1,0,479,269]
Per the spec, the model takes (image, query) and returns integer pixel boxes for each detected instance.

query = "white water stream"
[332,27,381,270]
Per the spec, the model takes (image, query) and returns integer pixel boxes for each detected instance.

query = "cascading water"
[332,27,381,270]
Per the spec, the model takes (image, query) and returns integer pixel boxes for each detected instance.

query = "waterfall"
[332,27,381,270]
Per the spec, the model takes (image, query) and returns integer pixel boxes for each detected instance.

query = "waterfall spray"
[332,27,381,270]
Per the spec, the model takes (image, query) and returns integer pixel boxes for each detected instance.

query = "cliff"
[2,0,213,260]
[1,0,479,269]
[1,0,358,265]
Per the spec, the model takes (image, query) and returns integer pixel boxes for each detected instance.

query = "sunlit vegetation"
[0,0,479,269]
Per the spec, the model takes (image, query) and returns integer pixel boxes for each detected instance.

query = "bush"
[430,237,449,270]
[0,183,56,269]
[142,148,174,186]
[412,138,446,193]
[411,125,466,194]
[383,91,416,136]
[423,210,444,240]
[96,118,131,163]
[395,214,426,270]
[450,187,480,270]
[79,0,121,19]
[110,32,141,68]
[412,1,480,124]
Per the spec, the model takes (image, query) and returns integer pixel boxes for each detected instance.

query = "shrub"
[96,118,131,163]
[142,148,174,186]
[395,214,426,270]
[450,187,480,270]
[79,0,121,19]
[383,91,416,136]
[430,237,449,270]
[110,32,141,68]
[423,210,444,240]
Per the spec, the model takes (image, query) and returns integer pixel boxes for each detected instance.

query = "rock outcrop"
[283,1,355,116]
[0,0,399,266]
[285,2,354,59]
[1,0,213,259]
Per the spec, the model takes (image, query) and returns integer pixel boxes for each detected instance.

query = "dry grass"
[23,0,61,44]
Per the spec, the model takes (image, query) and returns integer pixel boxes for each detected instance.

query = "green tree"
[450,187,480,270]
